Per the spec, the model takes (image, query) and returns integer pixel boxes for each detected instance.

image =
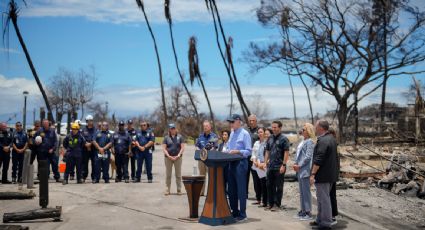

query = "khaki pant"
[198,161,208,195]
[164,156,182,192]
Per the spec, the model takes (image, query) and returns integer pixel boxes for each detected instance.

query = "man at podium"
[225,114,252,222]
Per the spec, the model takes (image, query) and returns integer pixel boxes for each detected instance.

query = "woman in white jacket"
[250,127,270,207]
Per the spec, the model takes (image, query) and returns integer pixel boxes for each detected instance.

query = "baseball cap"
[168,123,176,129]
[227,114,242,122]
[119,120,125,126]
[86,115,94,121]
[127,119,133,124]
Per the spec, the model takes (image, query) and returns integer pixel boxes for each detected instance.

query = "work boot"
[2,180,12,184]
[62,180,68,185]
[70,175,74,180]
[125,179,129,183]
[115,178,121,183]
[55,178,62,183]
[77,180,83,184]
[12,178,17,184]
[134,178,141,183]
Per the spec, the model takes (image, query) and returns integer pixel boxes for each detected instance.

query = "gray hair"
[317,120,329,131]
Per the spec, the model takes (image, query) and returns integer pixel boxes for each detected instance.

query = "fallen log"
[0,225,29,230]
[0,191,35,200]
[3,206,62,223]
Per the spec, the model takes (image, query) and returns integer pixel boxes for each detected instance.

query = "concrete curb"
[311,194,388,230]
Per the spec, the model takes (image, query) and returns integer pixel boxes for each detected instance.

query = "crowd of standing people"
[0,113,340,229]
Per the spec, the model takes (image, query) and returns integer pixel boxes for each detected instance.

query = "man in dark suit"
[309,120,338,230]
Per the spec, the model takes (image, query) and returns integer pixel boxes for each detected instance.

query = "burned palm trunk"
[188,37,216,131]
[136,0,168,125]
[164,0,200,126]
[0,191,35,200]
[206,0,251,121]
[5,1,54,123]
[3,207,62,223]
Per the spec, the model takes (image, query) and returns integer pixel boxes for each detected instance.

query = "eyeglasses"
[141,124,147,126]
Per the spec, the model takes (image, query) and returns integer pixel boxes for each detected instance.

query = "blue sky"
[0,0,423,123]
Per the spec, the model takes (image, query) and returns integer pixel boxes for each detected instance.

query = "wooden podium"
[194,150,243,226]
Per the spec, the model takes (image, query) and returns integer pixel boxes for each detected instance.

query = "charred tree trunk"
[167,22,200,124]
[11,17,54,123]
[288,75,298,131]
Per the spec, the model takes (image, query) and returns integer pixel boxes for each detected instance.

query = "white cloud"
[0,74,408,121]
[0,75,45,123]
[0,48,21,54]
[19,0,259,24]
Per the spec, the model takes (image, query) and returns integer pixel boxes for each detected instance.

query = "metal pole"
[39,160,49,209]
[23,92,28,131]
[21,150,30,185]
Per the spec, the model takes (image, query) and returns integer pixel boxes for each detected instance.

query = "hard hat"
[75,120,81,125]
[71,123,80,130]
[86,115,93,121]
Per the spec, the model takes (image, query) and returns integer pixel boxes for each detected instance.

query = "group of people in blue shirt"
[61,116,155,184]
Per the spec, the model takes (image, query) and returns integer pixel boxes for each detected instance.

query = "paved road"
[0,145,374,230]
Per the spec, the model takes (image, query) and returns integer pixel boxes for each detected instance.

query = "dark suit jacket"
[313,133,338,183]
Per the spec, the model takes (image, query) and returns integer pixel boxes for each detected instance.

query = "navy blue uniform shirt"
[113,130,131,155]
[95,131,113,150]
[0,130,12,153]
[195,132,218,150]
[34,128,57,153]
[135,130,155,154]
[63,132,86,158]
[13,130,28,149]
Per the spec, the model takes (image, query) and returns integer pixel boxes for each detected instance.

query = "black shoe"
[77,180,83,184]
[56,178,62,183]
[2,180,12,184]
[70,176,74,181]
[310,221,320,226]
[115,178,121,183]
[105,180,110,183]
[311,226,331,230]
[92,180,99,184]
[148,179,152,183]
[62,180,68,185]
[18,178,22,183]
[134,178,141,183]
[12,178,17,184]
[82,179,86,183]
[125,179,129,183]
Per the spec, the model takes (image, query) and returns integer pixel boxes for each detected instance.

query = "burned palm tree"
[206,0,251,121]
[164,0,200,122]
[188,36,215,130]
[3,0,54,122]
[136,0,168,124]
